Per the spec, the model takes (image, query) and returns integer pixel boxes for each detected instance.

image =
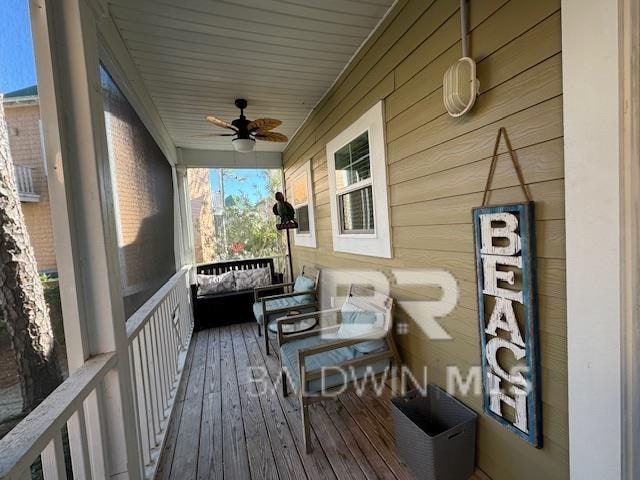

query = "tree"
[0,96,62,413]
[213,169,286,260]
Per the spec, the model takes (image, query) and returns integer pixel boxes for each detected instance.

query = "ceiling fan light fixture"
[204,99,287,149]
[232,137,256,153]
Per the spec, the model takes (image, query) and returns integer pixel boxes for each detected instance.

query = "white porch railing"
[126,266,194,479]
[0,353,116,480]
[13,165,39,203]
[0,266,194,480]
[272,253,291,282]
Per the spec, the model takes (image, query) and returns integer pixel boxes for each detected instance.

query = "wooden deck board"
[323,400,397,480]
[198,328,223,480]
[155,329,198,480]
[309,404,371,480]
[219,326,251,479]
[239,323,309,480]
[170,330,209,480]
[157,324,489,479]
[230,325,279,480]
[245,322,338,479]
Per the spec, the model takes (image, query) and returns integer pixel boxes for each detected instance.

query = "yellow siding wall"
[282,1,567,478]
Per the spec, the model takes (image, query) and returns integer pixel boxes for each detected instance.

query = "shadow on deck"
[155,322,418,480]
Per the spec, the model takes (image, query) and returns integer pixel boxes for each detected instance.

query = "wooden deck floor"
[155,321,418,480]
[156,322,486,480]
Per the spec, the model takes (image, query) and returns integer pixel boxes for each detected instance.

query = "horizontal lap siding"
[283,1,567,479]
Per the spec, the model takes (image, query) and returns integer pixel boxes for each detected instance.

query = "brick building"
[4,85,215,290]
[4,86,57,274]
[187,168,215,264]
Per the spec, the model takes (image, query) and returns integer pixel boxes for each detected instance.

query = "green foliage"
[41,280,65,346]
[214,169,286,261]
[39,272,53,282]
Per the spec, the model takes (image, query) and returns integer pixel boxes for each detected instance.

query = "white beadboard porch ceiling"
[106,0,395,152]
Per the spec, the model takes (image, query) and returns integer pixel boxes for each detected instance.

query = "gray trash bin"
[391,384,477,480]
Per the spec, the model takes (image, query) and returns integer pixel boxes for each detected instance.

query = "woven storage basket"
[391,385,477,480]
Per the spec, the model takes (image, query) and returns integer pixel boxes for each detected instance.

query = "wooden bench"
[191,258,283,330]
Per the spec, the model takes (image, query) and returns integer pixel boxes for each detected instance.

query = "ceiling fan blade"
[205,115,238,131]
[248,118,282,131]
[193,133,236,138]
[254,131,288,142]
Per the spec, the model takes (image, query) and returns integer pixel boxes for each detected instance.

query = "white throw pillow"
[234,267,271,291]
[197,272,235,296]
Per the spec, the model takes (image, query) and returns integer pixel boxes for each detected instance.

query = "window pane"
[339,186,374,232]
[292,175,308,205]
[296,206,310,233]
[334,131,371,190]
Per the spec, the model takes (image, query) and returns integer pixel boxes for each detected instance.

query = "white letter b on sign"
[480,212,522,256]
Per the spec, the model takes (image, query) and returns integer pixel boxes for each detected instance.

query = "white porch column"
[30,0,142,478]
[561,0,638,478]
[175,162,195,276]
[172,166,185,270]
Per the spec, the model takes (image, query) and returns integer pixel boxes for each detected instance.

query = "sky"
[0,0,37,94]
[209,169,277,205]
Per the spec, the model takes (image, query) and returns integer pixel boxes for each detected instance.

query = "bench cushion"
[197,272,235,295]
[234,267,271,291]
[280,334,390,393]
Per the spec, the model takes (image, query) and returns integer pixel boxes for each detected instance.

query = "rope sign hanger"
[481,127,532,206]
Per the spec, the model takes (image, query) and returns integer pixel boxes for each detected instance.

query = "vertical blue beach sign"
[473,129,542,448]
[473,202,542,447]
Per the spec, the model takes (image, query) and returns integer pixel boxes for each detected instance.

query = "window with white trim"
[326,101,392,258]
[290,160,316,248]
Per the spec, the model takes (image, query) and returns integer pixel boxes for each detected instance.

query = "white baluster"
[142,327,160,441]
[82,389,108,480]
[150,314,166,416]
[157,300,172,401]
[41,430,66,480]
[27,167,34,194]
[127,343,146,470]
[133,337,152,464]
[67,408,92,480]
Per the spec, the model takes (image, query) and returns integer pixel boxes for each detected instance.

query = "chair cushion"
[280,335,391,393]
[252,297,298,325]
[292,275,316,304]
[197,272,235,296]
[337,303,387,354]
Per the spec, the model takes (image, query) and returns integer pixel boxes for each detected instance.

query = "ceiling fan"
[201,98,288,152]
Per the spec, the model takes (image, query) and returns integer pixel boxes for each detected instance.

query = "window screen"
[296,205,310,233]
[334,131,371,190]
[339,186,374,233]
[101,65,176,317]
